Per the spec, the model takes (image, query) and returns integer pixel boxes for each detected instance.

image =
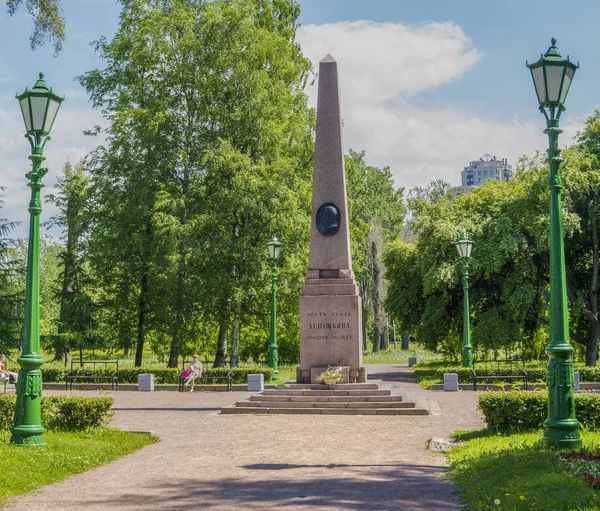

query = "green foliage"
[447,430,600,511]
[79,0,315,367]
[478,391,600,431]
[40,364,274,384]
[6,0,66,53]
[0,394,113,430]
[385,120,600,365]
[45,161,96,362]
[42,395,114,430]
[0,428,157,506]
[415,361,600,385]
[346,150,405,349]
[362,342,442,365]
[0,189,22,351]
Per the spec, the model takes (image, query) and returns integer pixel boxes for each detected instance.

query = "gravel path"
[5,364,484,511]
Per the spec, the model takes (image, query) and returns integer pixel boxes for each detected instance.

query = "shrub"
[433,366,546,384]
[428,364,600,385]
[41,365,275,384]
[0,394,113,431]
[478,391,600,432]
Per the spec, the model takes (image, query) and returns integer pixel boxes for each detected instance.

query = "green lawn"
[0,429,157,506]
[447,429,600,511]
[363,342,443,365]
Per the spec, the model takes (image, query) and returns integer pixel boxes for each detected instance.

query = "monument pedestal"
[298,270,366,384]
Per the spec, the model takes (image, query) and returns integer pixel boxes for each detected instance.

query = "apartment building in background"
[461,154,513,188]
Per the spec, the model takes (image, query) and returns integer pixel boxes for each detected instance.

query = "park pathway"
[5,365,484,511]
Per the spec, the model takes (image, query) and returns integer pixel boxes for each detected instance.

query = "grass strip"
[0,429,158,506]
[447,430,600,511]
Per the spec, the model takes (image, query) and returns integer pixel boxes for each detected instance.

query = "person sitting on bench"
[183,355,202,392]
[0,354,18,383]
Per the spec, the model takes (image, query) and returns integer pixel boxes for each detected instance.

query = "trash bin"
[138,373,154,392]
[408,357,417,367]
[248,374,264,392]
[443,373,459,391]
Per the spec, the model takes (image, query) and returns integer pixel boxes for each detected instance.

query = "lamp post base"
[10,358,45,447]
[543,418,581,449]
[268,344,279,381]
[10,427,45,447]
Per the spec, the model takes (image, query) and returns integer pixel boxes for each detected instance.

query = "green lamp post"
[11,73,63,446]
[527,39,581,449]
[455,233,473,369]
[267,237,282,381]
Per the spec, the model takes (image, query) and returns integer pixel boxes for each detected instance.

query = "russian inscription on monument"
[298,54,366,384]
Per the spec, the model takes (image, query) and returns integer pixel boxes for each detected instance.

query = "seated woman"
[0,354,18,383]
[183,355,202,392]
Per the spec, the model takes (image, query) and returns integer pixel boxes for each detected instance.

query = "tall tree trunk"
[372,327,381,353]
[134,265,149,367]
[230,298,241,368]
[55,198,77,363]
[380,323,388,350]
[571,218,600,366]
[587,218,599,366]
[214,297,231,367]
[370,224,384,354]
[167,256,186,368]
[401,334,410,350]
[362,303,368,351]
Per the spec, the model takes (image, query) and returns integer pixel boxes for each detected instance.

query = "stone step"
[236,401,414,409]
[221,406,429,416]
[279,383,380,391]
[263,389,391,397]
[250,395,403,403]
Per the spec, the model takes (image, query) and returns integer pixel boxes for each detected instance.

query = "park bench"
[472,359,528,391]
[64,360,119,390]
[178,360,232,392]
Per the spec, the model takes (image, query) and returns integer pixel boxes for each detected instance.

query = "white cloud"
[299,21,482,105]
[0,100,104,239]
[296,21,583,190]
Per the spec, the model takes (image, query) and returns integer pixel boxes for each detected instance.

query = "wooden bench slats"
[472,359,528,390]
[65,361,119,390]
[179,361,232,392]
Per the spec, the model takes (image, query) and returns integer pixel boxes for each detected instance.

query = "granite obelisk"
[298,55,366,384]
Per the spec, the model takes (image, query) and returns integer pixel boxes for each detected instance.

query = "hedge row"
[432,366,600,384]
[40,366,274,385]
[478,391,600,431]
[0,394,113,431]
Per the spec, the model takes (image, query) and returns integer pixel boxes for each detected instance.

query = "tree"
[45,160,95,363]
[345,150,405,352]
[0,189,23,352]
[6,0,66,53]
[80,0,314,367]
[562,112,600,365]
[384,127,600,366]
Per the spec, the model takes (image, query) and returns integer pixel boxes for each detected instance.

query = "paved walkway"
[5,365,484,511]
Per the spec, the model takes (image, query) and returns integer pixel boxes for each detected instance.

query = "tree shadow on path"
[74,463,459,510]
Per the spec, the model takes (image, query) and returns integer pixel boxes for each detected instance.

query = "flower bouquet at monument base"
[317,366,346,385]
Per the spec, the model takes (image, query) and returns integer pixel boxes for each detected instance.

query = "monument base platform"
[299,271,365,383]
[220,382,430,416]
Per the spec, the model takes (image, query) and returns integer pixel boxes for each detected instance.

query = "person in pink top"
[184,355,202,392]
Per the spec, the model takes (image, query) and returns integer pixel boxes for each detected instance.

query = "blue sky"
[0,0,598,237]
